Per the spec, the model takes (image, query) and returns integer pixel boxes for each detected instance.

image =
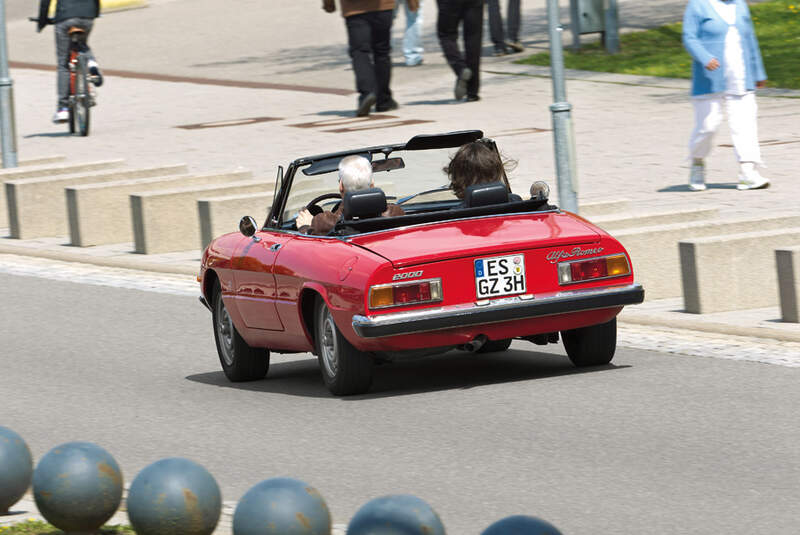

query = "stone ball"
[481,515,563,535]
[233,477,331,535]
[32,441,123,532]
[0,426,33,513]
[127,457,221,535]
[347,494,445,535]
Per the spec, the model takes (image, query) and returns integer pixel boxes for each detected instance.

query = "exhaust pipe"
[461,334,488,352]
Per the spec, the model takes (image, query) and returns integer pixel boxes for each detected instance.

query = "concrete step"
[19,155,67,167]
[5,164,189,240]
[591,207,719,231]
[1,160,125,227]
[67,169,251,247]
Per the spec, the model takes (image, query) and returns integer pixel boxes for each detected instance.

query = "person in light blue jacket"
[682,0,769,191]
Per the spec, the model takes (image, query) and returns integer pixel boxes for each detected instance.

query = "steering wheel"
[305,192,342,216]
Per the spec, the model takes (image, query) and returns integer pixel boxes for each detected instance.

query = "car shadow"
[186,349,630,399]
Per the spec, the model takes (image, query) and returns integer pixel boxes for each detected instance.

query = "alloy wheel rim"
[320,309,339,377]
[216,298,235,366]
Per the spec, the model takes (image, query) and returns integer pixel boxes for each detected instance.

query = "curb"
[619,312,800,343]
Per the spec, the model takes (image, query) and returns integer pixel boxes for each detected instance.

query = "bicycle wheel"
[74,55,91,136]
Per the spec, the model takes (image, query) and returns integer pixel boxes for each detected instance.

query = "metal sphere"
[127,457,221,535]
[32,441,123,532]
[481,515,563,535]
[232,477,331,534]
[0,426,33,513]
[347,494,445,535]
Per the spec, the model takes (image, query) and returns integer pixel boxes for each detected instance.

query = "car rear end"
[345,211,644,353]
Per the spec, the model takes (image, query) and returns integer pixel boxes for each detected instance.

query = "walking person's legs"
[462,0,483,100]
[687,96,723,190]
[505,0,523,51]
[402,0,424,65]
[346,13,378,116]
[726,93,769,189]
[486,0,507,55]
[370,10,396,111]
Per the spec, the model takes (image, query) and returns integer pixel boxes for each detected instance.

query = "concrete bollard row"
[0,426,563,534]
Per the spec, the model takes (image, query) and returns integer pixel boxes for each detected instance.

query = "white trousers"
[689,92,762,164]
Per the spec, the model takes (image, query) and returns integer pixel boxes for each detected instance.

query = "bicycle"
[31,17,99,136]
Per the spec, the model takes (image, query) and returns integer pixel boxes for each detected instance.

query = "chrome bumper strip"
[351,283,644,338]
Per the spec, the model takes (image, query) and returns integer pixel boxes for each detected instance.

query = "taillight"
[558,254,630,285]
[369,279,443,309]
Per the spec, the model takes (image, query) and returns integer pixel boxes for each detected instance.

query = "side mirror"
[530,181,550,201]
[239,216,258,237]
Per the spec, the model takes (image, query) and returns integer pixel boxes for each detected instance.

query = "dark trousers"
[345,10,393,107]
[487,0,520,45]
[437,0,483,98]
[55,17,95,108]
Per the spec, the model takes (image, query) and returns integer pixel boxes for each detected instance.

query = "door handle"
[269,243,282,252]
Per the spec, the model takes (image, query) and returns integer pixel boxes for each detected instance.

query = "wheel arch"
[202,268,220,305]
[299,283,331,354]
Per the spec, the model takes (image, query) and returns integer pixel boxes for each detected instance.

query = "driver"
[296,155,404,235]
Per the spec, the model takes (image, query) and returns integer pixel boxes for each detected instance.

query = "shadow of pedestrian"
[658,183,738,192]
[23,132,73,138]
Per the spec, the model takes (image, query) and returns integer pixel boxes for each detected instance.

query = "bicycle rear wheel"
[74,55,91,136]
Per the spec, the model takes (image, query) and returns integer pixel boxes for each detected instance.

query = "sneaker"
[375,99,399,112]
[455,67,472,101]
[405,58,423,67]
[506,40,525,53]
[737,162,770,190]
[466,95,480,102]
[52,108,69,124]
[356,92,376,117]
[88,60,103,87]
[689,159,706,191]
[493,45,509,57]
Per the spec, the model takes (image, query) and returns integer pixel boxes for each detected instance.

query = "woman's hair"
[444,141,516,199]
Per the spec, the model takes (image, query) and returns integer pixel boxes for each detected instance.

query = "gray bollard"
[481,515,563,534]
[347,494,445,535]
[32,441,123,532]
[233,477,331,534]
[0,426,33,514]
[127,457,221,535]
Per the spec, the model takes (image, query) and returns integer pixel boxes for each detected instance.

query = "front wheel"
[561,318,617,367]
[74,55,91,136]
[212,280,269,382]
[315,297,373,396]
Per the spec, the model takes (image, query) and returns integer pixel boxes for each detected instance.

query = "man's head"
[445,141,506,199]
[338,155,374,194]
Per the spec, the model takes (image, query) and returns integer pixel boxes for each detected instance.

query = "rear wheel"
[561,318,617,367]
[212,280,269,381]
[74,55,91,136]
[315,297,373,396]
[477,338,512,353]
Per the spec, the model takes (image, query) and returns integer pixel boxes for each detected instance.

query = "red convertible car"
[198,130,644,395]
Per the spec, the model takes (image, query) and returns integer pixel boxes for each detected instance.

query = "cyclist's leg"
[54,20,71,112]
[75,18,102,86]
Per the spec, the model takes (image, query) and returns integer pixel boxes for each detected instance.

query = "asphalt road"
[2,272,799,533]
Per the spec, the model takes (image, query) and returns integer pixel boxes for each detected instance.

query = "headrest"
[464,181,509,208]
[342,188,387,220]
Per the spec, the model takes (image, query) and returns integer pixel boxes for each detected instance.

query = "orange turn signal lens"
[605,254,630,276]
[369,286,394,308]
[369,279,443,309]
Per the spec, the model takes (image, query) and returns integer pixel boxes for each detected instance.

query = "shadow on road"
[658,183,738,192]
[186,349,630,399]
[23,132,73,138]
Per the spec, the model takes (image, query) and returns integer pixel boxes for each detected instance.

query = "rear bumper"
[351,283,644,338]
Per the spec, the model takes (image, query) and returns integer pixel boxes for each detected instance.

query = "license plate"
[474,254,526,299]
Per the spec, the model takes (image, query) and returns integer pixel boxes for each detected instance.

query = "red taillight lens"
[558,254,630,285]
[369,279,442,309]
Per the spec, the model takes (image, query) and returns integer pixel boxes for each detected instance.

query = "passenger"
[296,155,404,235]
[444,141,519,202]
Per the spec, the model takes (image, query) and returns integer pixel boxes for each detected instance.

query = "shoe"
[505,40,525,53]
[688,159,706,191]
[375,99,399,112]
[466,95,480,102]
[88,60,103,87]
[493,45,509,57]
[356,92,376,117]
[405,58,423,67]
[52,108,69,124]
[737,162,770,190]
[455,67,472,101]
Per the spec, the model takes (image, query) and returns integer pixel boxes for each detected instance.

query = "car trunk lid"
[348,212,601,268]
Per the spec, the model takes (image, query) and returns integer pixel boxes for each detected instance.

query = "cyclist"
[37,0,103,124]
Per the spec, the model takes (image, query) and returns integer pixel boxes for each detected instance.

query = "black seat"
[464,181,509,208]
[342,187,387,220]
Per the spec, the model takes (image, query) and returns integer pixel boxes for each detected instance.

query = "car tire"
[315,297,373,396]
[561,318,617,367]
[477,338,513,353]
[212,280,269,382]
